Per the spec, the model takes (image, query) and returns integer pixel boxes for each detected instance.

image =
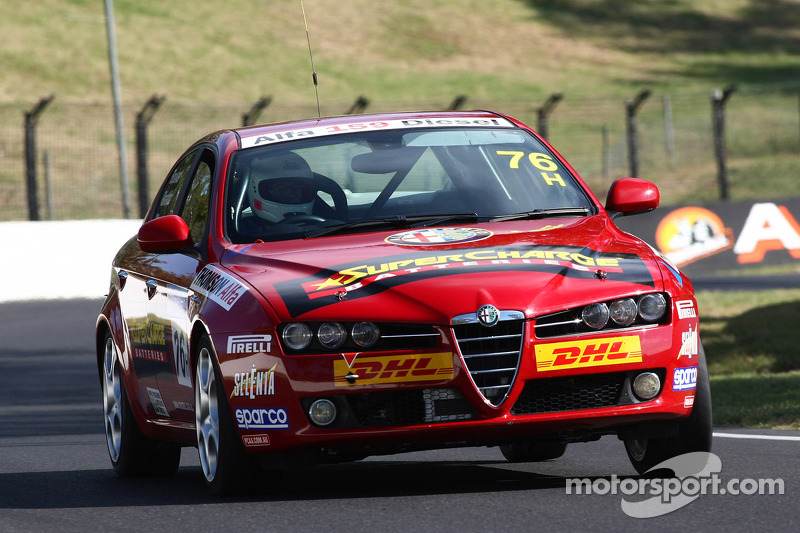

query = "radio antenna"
[300,0,321,118]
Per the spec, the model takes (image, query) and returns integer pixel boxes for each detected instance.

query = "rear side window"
[181,155,213,245]
[154,150,197,218]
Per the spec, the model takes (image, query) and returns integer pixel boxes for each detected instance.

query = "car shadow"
[0,460,587,508]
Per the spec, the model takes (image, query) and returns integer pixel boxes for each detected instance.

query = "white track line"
[714,432,800,442]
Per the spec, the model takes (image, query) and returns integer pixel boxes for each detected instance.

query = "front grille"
[511,372,626,414]
[452,312,524,406]
[344,388,472,427]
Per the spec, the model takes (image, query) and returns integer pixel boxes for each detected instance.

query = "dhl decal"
[535,335,642,372]
[333,352,454,386]
[276,245,654,316]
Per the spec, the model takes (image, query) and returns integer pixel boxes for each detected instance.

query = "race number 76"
[495,150,566,187]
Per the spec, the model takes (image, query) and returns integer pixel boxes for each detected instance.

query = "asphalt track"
[0,299,798,532]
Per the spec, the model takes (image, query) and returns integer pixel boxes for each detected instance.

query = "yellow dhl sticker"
[333,352,454,386]
[535,335,642,372]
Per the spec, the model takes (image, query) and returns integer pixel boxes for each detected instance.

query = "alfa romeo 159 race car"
[96,110,711,493]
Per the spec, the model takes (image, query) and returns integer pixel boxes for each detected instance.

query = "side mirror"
[605,177,660,217]
[137,215,193,253]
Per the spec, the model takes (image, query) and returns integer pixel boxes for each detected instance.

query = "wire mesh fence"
[1,89,798,221]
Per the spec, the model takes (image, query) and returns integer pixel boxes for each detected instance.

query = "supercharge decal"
[275,245,654,316]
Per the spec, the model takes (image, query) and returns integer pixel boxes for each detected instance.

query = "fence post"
[135,94,166,218]
[662,94,675,167]
[601,125,610,183]
[345,96,370,115]
[241,96,272,127]
[23,95,54,221]
[625,89,651,177]
[711,85,736,201]
[447,95,468,111]
[536,93,563,140]
[43,150,53,220]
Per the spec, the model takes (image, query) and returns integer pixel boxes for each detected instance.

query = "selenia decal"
[386,228,493,246]
[275,245,654,316]
[190,265,246,311]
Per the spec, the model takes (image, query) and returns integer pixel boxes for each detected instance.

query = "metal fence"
[1,88,798,221]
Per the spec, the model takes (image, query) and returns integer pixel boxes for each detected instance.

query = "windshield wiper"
[489,207,591,223]
[305,213,481,239]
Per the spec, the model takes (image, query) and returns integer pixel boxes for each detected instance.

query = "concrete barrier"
[0,219,141,302]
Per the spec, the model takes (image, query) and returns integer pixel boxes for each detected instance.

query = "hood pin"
[345,372,359,384]
[595,269,608,280]
[337,290,347,301]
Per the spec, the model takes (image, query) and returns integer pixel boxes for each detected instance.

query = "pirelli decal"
[535,335,643,372]
[276,245,654,316]
[333,352,454,386]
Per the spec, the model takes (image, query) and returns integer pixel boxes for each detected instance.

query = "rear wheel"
[624,348,713,474]
[195,335,254,494]
[500,441,567,463]
[101,333,180,476]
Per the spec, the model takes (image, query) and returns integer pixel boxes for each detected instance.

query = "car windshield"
[225,126,594,243]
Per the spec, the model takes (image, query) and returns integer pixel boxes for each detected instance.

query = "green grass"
[711,372,800,429]
[697,289,800,428]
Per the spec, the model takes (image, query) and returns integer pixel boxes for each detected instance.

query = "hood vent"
[452,310,524,406]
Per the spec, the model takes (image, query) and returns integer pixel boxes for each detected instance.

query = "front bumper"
[213,317,698,454]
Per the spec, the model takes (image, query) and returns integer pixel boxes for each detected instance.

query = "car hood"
[221,216,665,324]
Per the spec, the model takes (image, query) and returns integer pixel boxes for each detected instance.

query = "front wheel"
[625,348,713,474]
[195,335,254,494]
[101,333,180,477]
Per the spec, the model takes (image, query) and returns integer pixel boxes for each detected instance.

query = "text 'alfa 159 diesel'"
[96,111,711,493]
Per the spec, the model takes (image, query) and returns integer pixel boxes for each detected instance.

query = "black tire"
[101,331,180,477]
[625,346,713,474]
[500,441,567,463]
[194,334,256,495]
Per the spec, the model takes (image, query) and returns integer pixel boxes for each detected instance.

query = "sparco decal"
[239,117,514,149]
[235,408,289,430]
[276,245,653,316]
[673,367,698,391]
[535,335,643,372]
[231,363,277,399]
[333,352,454,386]
[190,265,246,311]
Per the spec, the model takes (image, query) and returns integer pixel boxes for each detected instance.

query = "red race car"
[96,111,710,493]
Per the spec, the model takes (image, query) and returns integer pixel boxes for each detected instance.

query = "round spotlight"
[308,399,337,426]
[638,293,667,322]
[581,303,610,330]
[281,323,313,351]
[609,298,638,326]
[351,322,380,348]
[632,372,661,401]
[317,322,347,350]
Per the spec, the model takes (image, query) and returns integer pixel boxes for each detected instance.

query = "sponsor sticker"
[535,335,643,372]
[679,326,699,358]
[232,363,277,399]
[173,401,193,411]
[171,325,191,387]
[190,265,246,311]
[129,319,169,363]
[673,366,698,391]
[227,334,272,355]
[676,300,696,319]
[684,395,695,408]
[242,434,271,448]
[333,352,454,386]
[385,227,493,246]
[146,387,169,417]
[235,408,289,430]
[239,116,515,149]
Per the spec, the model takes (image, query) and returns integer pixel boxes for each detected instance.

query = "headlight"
[351,322,380,348]
[638,293,667,322]
[282,323,313,351]
[317,322,347,349]
[581,303,609,329]
[609,298,637,326]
